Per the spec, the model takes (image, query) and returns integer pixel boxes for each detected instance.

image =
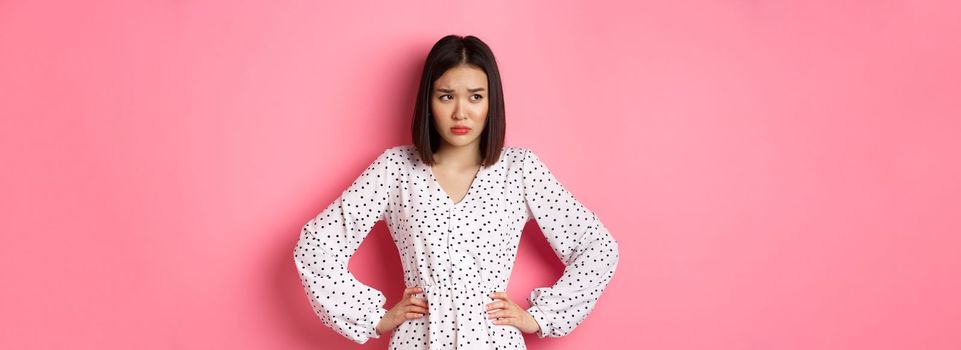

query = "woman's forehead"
[437,66,487,84]
[434,67,488,90]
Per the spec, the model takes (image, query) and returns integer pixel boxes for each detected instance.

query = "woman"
[293,34,620,349]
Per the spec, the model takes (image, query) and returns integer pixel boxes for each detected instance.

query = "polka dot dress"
[293,145,620,349]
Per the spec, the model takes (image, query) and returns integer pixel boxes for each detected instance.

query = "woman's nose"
[452,102,468,119]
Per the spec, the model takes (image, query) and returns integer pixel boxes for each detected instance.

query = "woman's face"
[431,64,489,150]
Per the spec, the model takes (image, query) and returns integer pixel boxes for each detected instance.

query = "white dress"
[292,145,620,349]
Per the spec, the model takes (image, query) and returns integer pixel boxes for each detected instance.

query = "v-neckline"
[426,162,485,207]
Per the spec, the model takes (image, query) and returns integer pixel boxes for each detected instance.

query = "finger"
[485,301,507,311]
[408,295,429,307]
[491,315,517,325]
[486,310,511,319]
[404,311,426,319]
[406,305,428,314]
[403,287,423,299]
[489,291,510,300]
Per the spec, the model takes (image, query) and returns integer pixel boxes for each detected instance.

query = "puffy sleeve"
[521,148,621,338]
[292,148,395,344]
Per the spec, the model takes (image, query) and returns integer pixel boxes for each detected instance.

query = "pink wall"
[1,0,959,349]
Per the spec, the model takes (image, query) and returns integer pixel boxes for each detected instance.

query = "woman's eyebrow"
[435,87,486,93]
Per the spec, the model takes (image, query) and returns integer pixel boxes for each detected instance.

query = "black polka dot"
[292,145,620,348]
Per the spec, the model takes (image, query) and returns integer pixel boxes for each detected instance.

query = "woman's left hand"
[485,291,540,334]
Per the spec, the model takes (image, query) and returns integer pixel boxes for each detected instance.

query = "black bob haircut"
[411,34,506,167]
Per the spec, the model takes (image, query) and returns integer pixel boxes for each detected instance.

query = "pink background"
[1,0,959,349]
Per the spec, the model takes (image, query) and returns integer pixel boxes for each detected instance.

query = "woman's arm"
[521,148,621,338]
[292,148,395,344]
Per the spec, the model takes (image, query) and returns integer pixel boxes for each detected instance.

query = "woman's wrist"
[375,316,391,336]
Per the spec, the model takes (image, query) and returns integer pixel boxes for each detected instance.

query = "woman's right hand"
[375,287,429,336]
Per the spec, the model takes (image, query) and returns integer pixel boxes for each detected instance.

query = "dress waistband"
[411,281,498,301]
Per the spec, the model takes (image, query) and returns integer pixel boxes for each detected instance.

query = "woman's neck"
[433,143,483,169]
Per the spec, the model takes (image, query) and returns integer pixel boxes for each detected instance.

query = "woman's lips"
[451,127,471,135]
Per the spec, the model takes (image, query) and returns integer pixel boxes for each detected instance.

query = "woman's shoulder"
[383,144,533,168]
[500,145,532,166]
[386,144,417,155]
[384,144,424,162]
[378,144,419,167]
[386,144,531,155]
[502,145,531,154]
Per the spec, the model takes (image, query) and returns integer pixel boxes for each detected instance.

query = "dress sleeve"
[521,148,621,338]
[292,148,395,344]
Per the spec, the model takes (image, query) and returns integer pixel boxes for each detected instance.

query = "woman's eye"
[438,94,482,101]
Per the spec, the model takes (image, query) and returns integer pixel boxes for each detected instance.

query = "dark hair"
[411,34,506,167]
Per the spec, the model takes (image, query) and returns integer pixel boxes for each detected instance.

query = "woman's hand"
[485,291,540,334]
[375,287,429,336]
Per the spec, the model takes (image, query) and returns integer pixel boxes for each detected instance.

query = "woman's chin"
[441,135,479,147]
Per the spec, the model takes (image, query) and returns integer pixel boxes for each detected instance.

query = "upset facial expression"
[431,65,489,149]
